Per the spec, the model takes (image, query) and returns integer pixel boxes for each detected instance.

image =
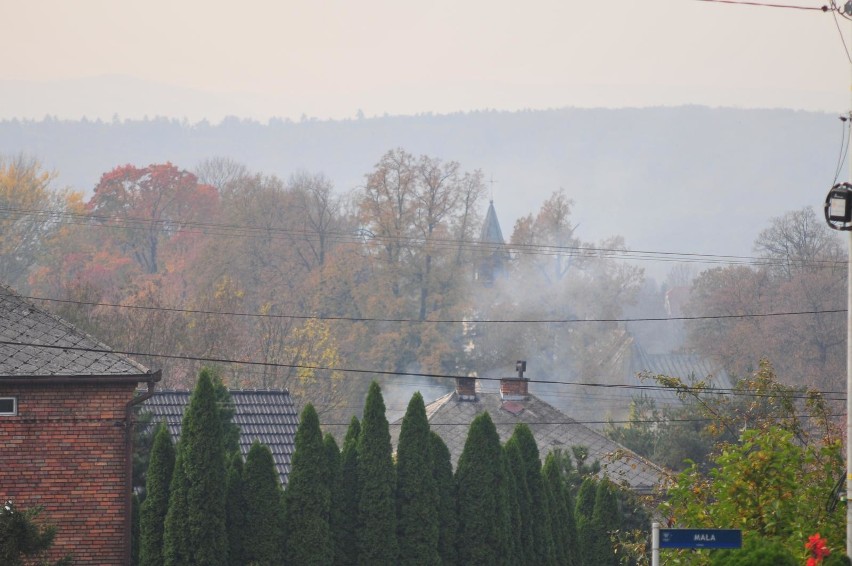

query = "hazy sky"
[1,0,850,121]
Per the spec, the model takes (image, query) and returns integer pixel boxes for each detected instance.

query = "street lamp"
[826,183,852,229]
[824,182,852,557]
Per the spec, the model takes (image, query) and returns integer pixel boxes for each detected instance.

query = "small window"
[0,397,17,416]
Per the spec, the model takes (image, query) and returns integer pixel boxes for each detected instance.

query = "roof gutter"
[123,370,161,566]
[0,373,158,385]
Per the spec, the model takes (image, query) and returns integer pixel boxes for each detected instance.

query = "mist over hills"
[0,106,839,277]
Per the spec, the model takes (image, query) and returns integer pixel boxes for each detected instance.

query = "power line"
[18,294,848,324]
[0,205,845,269]
[695,0,829,11]
[1,339,845,401]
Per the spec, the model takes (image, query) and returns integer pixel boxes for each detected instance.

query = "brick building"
[0,285,160,564]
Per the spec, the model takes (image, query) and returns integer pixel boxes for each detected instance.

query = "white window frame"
[0,397,17,416]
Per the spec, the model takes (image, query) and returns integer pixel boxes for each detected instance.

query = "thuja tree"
[335,417,361,566]
[430,431,457,566]
[164,369,229,566]
[574,477,598,566]
[455,412,511,565]
[591,479,621,566]
[356,382,398,565]
[396,392,439,565]
[140,421,175,566]
[504,439,533,565]
[244,441,284,565]
[511,424,555,565]
[543,452,578,566]
[225,452,247,566]
[163,450,189,566]
[324,433,341,531]
[284,403,333,565]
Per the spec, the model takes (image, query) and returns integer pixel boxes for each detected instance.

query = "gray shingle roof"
[400,390,668,494]
[140,389,298,486]
[0,284,151,377]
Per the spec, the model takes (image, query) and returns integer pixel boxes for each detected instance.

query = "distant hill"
[0,106,840,276]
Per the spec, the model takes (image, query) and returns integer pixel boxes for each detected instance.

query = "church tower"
[476,200,510,286]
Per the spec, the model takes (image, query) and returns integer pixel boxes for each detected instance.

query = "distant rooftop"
[140,389,298,486]
[394,388,668,494]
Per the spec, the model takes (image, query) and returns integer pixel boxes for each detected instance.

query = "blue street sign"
[659,529,742,549]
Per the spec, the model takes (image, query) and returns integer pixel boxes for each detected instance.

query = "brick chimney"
[500,360,528,400]
[456,376,476,401]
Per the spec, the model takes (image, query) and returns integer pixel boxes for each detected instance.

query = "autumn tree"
[88,163,218,275]
[0,154,62,289]
[356,149,486,374]
[686,207,846,391]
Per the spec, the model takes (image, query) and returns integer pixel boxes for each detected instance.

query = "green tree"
[244,441,284,565]
[140,422,176,566]
[132,494,141,566]
[335,417,361,566]
[225,452,247,566]
[165,368,229,565]
[356,381,397,565]
[211,372,241,455]
[511,423,555,565]
[574,477,597,566]
[324,432,343,565]
[163,450,189,566]
[591,479,620,566]
[0,500,71,566]
[430,431,457,566]
[396,392,439,565]
[711,536,797,566]
[455,412,511,565]
[504,438,533,565]
[543,452,578,566]
[285,403,333,565]
[665,426,844,564]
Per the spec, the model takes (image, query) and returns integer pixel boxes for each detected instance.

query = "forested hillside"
[0,106,839,263]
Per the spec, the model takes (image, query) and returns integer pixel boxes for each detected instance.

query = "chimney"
[500,360,528,400]
[456,376,476,401]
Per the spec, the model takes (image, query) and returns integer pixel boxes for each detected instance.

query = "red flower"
[806,533,831,564]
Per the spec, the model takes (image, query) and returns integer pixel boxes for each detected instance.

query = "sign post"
[652,523,742,565]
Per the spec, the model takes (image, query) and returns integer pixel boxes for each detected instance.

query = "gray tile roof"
[628,342,732,406]
[0,284,151,377]
[399,390,668,494]
[140,389,298,486]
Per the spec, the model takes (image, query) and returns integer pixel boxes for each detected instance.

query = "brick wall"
[0,381,137,565]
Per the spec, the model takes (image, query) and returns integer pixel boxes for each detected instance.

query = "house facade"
[0,285,159,565]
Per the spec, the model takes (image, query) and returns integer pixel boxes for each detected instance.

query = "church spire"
[476,200,510,286]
